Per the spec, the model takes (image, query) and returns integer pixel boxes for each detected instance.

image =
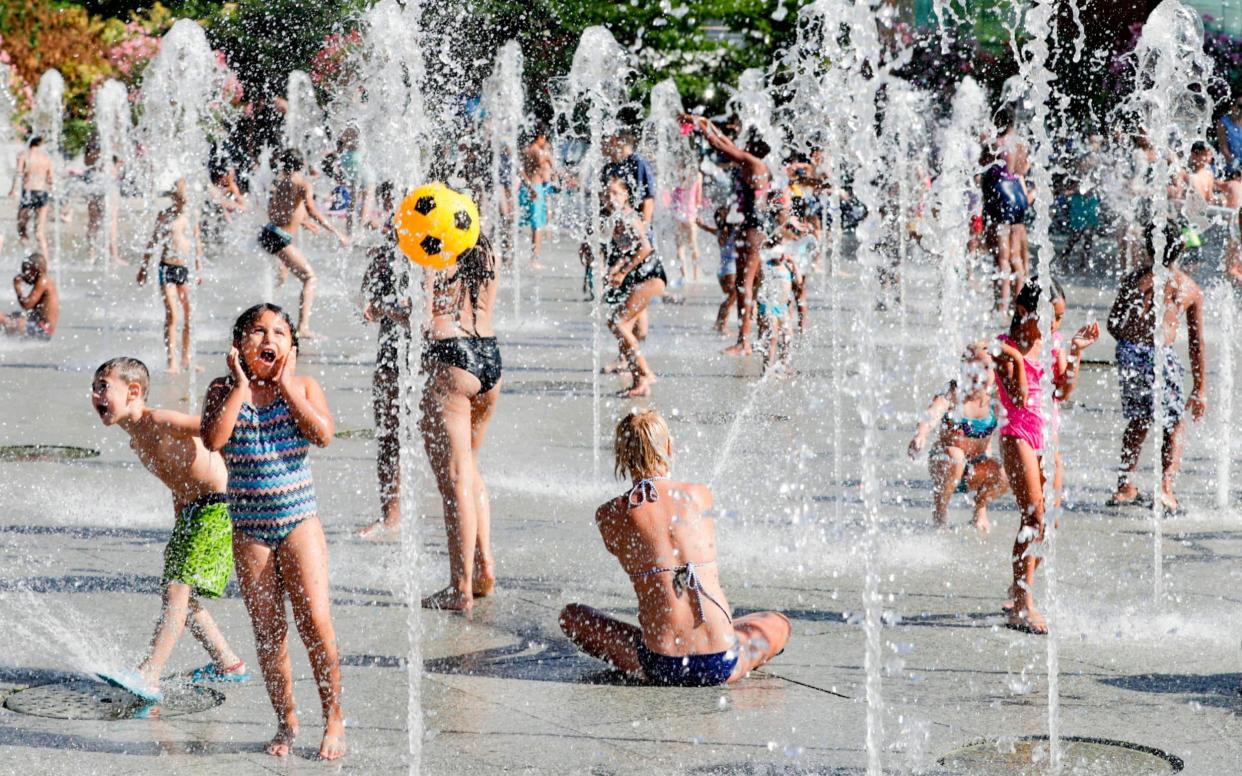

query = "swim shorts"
[1116,339,1185,429]
[519,182,550,230]
[20,315,51,340]
[258,223,293,255]
[637,641,738,687]
[158,263,189,286]
[19,190,49,210]
[163,494,233,599]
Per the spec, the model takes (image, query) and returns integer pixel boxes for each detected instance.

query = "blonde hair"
[614,409,672,481]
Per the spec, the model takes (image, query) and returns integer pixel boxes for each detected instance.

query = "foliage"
[890,22,1012,113]
[308,29,362,99]
[208,0,368,101]
[449,0,817,122]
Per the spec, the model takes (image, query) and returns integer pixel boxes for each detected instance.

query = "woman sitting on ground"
[559,409,790,686]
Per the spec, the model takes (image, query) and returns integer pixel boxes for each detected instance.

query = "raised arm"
[201,357,251,451]
[275,348,334,447]
[16,275,46,311]
[908,391,951,458]
[304,181,348,246]
[994,344,1027,405]
[150,408,205,439]
[687,115,752,167]
[1054,322,1099,402]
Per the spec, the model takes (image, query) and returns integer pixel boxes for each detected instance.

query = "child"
[696,203,738,334]
[357,183,408,540]
[755,248,796,375]
[201,303,345,760]
[0,252,58,340]
[559,409,791,686]
[90,357,248,700]
[603,176,666,398]
[259,148,349,339]
[138,179,202,374]
[908,344,1009,532]
[993,280,1051,634]
[1106,226,1207,514]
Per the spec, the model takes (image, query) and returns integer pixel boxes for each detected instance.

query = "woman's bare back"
[596,480,735,656]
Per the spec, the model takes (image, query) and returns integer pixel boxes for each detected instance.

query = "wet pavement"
[1,202,1240,774]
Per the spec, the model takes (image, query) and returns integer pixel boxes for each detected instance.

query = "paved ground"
[0,196,1240,775]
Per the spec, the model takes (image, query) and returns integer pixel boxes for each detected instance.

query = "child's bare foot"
[600,360,626,374]
[617,380,652,398]
[1158,489,1183,516]
[166,364,181,375]
[530,260,546,271]
[421,586,473,614]
[722,342,752,356]
[357,519,399,541]
[318,716,346,761]
[972,507,991,534]
[266,722,298,757]
[297,328,319,341]
[1106,482,1150,507]
[1006,607,1047,635]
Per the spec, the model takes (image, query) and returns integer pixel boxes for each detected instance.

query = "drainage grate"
[0,445,100,463]
[334,427,377,440]
[938,736,1182,775]
[4,679,225,720]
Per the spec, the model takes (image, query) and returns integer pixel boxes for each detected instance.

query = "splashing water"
[563,25,631,483]
[480,41,525,317]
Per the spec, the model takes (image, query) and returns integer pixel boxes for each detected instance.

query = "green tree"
[449,0,815,122]
[207,0,368,100]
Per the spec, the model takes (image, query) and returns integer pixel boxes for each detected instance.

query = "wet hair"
[1191,140,1211,156]
[231,303,299,353]
[1143,221,1185,268]
[744,130,771,160]
[609,128,637,148]
[95,357,150,398]
[23,252,47,275]
[447,234,496,323]
[614,409,672,481]
[28,135,43,148]
[1010,276,1065,332]
[276,147,304,172]
[994,107,1016,132]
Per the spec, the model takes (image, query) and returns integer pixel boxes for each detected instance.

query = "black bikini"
[422,255,503,394]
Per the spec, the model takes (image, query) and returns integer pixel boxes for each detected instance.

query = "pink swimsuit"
[996,333,1046,452]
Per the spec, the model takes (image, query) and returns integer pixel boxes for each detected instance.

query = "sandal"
[191,661,251,684]
[96,670,162,702]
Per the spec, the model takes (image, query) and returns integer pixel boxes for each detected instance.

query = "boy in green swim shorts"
[91,357,249,699]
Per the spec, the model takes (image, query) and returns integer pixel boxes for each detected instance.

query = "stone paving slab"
[2,198,1242,774]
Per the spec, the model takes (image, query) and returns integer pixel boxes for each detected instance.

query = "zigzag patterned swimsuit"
[222,397,317,547]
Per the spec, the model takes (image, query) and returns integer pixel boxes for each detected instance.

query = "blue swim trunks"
[1116,339,1185,429]
[519,181,551,230]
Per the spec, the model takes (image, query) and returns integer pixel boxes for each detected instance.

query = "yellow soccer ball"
[394,183,481,269]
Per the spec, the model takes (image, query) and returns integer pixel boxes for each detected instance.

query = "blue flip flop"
[191,662,251,684]
[96,670,163,703]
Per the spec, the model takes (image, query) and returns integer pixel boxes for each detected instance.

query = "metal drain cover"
[334,427,376,440]
[668,411,791,426]
[0,445,100,463]
[501,380,592,396]
[4,679,224,720]
[939,736,1182,775]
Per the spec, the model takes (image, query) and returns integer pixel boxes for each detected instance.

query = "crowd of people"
[2,74,1240,759]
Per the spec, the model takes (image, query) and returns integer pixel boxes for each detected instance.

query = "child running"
[259,149,349,339]
[0,252,58,340]
[603,176,666,398]
[908,344,1009,532]
[201,303,345,760]
[559,409,791,686]
[90,357,249,700]
[1106,226,1207,514]
[138,179,202,374]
